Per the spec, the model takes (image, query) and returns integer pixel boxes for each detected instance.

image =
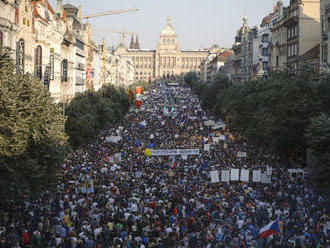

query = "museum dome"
[160,17,176,37]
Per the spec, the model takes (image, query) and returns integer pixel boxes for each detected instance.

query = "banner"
[221,170,230,182]
[210,170,220,183]
[231,169,240,181]
[240,169,250,182]
[252,170,262,182]
[151,149,200,156]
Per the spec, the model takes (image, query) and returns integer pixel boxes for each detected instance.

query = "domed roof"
[261,14,273,27]
[160,17,176,36]
[236,15,250,38]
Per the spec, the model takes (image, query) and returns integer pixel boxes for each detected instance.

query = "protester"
[0,83,329,248]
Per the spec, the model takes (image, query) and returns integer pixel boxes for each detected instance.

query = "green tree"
[306,113,330,190]
[65,84,130,148]
[0,50,68,196]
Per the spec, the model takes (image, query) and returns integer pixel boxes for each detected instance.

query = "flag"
[200,160,209,170]
[172,156,177,169]
[135,139,141,146]
[146,142,155,148]
[259,219,280,239]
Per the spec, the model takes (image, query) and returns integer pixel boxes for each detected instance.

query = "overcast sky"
[50,0,290,50]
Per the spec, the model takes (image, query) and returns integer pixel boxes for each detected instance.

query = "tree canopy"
[185,69,330,190]
[0,50,68,196]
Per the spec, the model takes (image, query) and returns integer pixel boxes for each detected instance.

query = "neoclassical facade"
[115,18,209,82]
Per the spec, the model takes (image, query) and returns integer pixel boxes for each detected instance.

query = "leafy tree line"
[0,49,68,196]
[185,70,330,191]
[0,49,132,196]
[65,84,131,148]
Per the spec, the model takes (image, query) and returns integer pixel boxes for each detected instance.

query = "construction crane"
[82,8,139,19]
[93,29,134,45]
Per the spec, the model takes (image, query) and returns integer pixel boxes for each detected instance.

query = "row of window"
[132,57,203,63]
[288,43,298,57]
[288,25,298,39]
[162,39,175,45]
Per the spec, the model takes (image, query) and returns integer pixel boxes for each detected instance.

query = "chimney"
[56,0,62,17]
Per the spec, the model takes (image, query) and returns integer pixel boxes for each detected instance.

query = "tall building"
[115,18,209,82]
[257,13,273,78]
[283,0,320,69]
[320,0,330,72]
[232,16,250,84]
[270,0,288,70]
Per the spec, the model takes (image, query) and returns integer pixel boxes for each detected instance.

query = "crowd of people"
[0,83,329,248]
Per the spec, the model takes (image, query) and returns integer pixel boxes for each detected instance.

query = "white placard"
[253,170,262,182]
[240,169,250,182]
[181,155,187,160]
[175,134,179,139]
[237,152,247,158]
[210,170,220,183]
[224,143,227,149]
[161,121,165,125]
[220,135,226,141]
[150,134,154,139]
[105,136,122,143]
[204,144,210,152]
[261,172,272,184]
[213,137,220,143]
[231,169,240,181]
[221,170,230,182]
[151,149,200,156]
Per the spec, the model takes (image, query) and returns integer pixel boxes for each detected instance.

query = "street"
[0,82,328,248]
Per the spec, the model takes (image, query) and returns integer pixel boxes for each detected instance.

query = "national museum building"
[114,18,209,81]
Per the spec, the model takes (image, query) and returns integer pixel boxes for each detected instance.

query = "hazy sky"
[50,0,290,50]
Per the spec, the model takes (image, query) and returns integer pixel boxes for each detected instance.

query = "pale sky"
[50,0,290,50]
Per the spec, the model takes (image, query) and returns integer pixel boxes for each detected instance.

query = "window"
[61,59,68,82]
[262,34,269,42]
[262,48,268,56]
[262,61,268,70]
[35,46,42,80]
[27,20,30,26]
[0,31,3,46]
[23,18,26,25]
[276,56,279,67]
[25,6,28,12]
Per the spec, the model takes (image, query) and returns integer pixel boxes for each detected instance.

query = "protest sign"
[204,144,210,152]
[253,170,262,182]
[105,136,122,143]
[237,152,247,158]
[261,171,272,184]
[210,170,220,183]
[221,170,230,182]
[240,169,250,182]
[231,169,240,181]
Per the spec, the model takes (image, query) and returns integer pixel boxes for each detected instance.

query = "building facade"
[283,0,320,69]
[320,0,330,72]
[270,0,288,70]
[115,18,208,82]
[257,14,273,78]
[0,0,18,59]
